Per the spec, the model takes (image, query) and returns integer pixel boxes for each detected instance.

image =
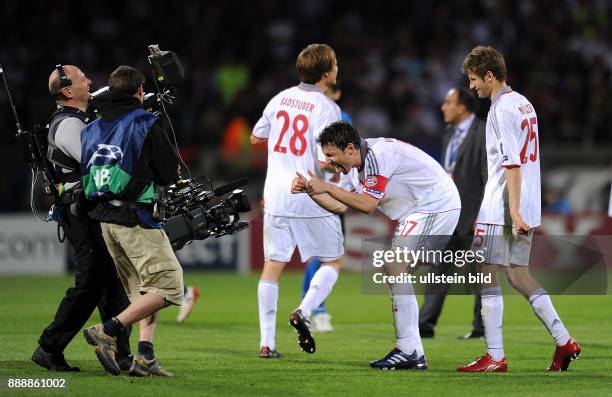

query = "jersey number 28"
[274,110,308,156]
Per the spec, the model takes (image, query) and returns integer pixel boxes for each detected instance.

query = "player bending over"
[292,121,461,370]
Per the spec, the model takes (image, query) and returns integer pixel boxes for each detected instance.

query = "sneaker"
[31,346,80,372]
[457,353,508,372]
[117,355,134,373]
[311,312,334,333]
[288,309,315,354]
[370,348,420,370]
[83,324,121,375]
[177,286,201,324]
[259,346,282,359]
[547,338,581,371]
[129,355,175,377]
[416,354,428,370]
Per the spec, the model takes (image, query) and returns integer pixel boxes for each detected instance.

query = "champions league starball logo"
[87,144,124,167]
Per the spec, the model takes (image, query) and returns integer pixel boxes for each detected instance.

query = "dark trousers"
[38,205,131,357]
[419,233,484,334]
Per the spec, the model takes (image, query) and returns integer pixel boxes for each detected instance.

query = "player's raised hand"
[306,170,327,195]
[292,172,309,194]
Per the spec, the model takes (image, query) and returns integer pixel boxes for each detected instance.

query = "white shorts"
[472,223,533,266]
[391,209,460,252]
[263,213,344,263]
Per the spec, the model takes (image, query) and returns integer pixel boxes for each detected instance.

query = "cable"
[30,168,51,222]
[149,67,192,180]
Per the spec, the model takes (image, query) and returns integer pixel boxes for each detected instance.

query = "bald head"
[49,65,77,95]
[48,65,91,110]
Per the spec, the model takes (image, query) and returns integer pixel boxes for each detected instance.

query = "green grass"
[1,272,611,396]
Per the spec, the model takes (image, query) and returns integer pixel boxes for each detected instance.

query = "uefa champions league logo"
[86,144,124,167]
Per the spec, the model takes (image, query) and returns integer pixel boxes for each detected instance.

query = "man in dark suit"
[419,87,488,339]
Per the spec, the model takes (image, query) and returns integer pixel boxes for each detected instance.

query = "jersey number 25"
[519,117,538,164]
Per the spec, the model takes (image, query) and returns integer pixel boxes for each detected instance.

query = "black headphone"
[56,64,72,88]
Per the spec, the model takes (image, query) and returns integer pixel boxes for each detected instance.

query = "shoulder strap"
[46,108,91,183]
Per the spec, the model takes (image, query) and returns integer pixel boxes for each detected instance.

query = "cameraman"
[32,65,132,372]
[81,65,183,377]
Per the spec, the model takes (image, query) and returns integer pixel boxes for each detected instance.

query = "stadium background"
[0,2,611,396]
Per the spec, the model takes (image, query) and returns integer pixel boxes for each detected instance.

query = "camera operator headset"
[32,65,133,373]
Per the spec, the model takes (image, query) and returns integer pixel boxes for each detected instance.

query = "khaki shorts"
[100,223,184,306]
[472,223,533,266]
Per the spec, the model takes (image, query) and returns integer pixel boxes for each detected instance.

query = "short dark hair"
[461,46,507,82]
[456,87,476,113]
[108,65,145,95]
[317,121,361,150]
[296,44,336,84]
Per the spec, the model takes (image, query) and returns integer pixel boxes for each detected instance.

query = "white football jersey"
[253,83,341,217]
[339,138,461,220]
[476,86,542,227]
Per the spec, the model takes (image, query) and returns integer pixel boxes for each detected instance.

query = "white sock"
[389,282,422,356]
[298,265,339,317]
[412,296,425,358]
[529,288,570,346]
[481,287,505,361]
[258,280,278,350]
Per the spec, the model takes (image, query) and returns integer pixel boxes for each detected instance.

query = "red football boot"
[457,353,508,372]
[547,338,581,371]
[259,346,282,359]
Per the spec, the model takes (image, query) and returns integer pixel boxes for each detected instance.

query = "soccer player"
[456,46,581,372]
[301,81,351,334]
[292,121,461,370]
[251,44,344,358]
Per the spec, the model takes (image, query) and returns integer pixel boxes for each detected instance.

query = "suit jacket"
[441,117,487,236]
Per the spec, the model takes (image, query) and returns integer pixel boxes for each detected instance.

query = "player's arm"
[503,166,529,235]
[291,173,348,214]
[326,183,378,214]
[310,193,348,215]
[302,171,379,214]
[251,107,271,144]
[250,134,267,144]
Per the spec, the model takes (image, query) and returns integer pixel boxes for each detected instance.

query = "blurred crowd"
[1,0,611,211]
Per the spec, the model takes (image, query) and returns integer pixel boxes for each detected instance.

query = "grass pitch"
[1,272,611,396]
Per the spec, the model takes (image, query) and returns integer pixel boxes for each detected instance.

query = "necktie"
[446,127,463,171]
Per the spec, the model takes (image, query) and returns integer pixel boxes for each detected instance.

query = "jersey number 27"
[274,110,308,156]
